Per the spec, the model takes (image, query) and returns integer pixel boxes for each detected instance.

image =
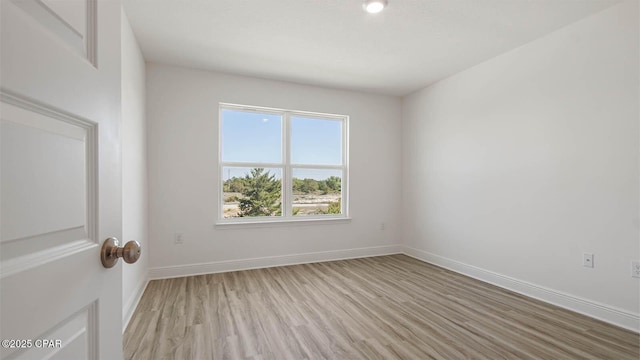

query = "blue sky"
[221,109,342,180]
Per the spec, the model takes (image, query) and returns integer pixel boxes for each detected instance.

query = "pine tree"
[239,168,282,217]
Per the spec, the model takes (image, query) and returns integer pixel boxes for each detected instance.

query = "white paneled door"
[1,0,123,359]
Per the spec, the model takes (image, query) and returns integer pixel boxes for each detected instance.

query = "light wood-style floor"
[124,255,639,359]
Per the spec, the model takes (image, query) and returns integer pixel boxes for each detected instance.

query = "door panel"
[7,0,96,63]
[1,0,122,359]
[1,95,97,281]
[1,100,92,244]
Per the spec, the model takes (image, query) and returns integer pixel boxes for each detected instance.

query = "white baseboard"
[148,244,402,280]
[402,245,640,333]
[122,278,149,333]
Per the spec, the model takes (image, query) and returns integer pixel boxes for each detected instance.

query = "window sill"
[215,217,352,230]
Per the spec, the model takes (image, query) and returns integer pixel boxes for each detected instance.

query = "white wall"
[121,10,148,328]
[403,0,639,330]
[146,64,402,276]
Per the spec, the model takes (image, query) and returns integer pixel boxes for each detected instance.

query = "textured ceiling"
[123,0,621,96]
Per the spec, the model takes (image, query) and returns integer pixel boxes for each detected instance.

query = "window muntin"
[219,104,348,222]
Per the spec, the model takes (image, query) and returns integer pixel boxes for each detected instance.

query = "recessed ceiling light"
[363,0,388,14]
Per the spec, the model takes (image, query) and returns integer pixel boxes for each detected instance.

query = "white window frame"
[217,103,349,225]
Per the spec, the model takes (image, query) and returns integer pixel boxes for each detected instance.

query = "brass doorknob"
[101,237,141,268]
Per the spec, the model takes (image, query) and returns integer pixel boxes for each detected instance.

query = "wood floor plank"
[124,255,639,359]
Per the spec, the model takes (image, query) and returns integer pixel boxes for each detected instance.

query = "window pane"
[292,169,341,216]
[291,116,342,165]
[221,109,282,163]
[222,167,282,218]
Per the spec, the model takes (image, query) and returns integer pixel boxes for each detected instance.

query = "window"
[219,103,348,223]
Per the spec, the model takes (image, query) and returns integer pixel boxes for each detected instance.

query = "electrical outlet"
[632,261,640,278]
[583,253,594,268]
[380,222,385,231]
[174,233,184,244]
